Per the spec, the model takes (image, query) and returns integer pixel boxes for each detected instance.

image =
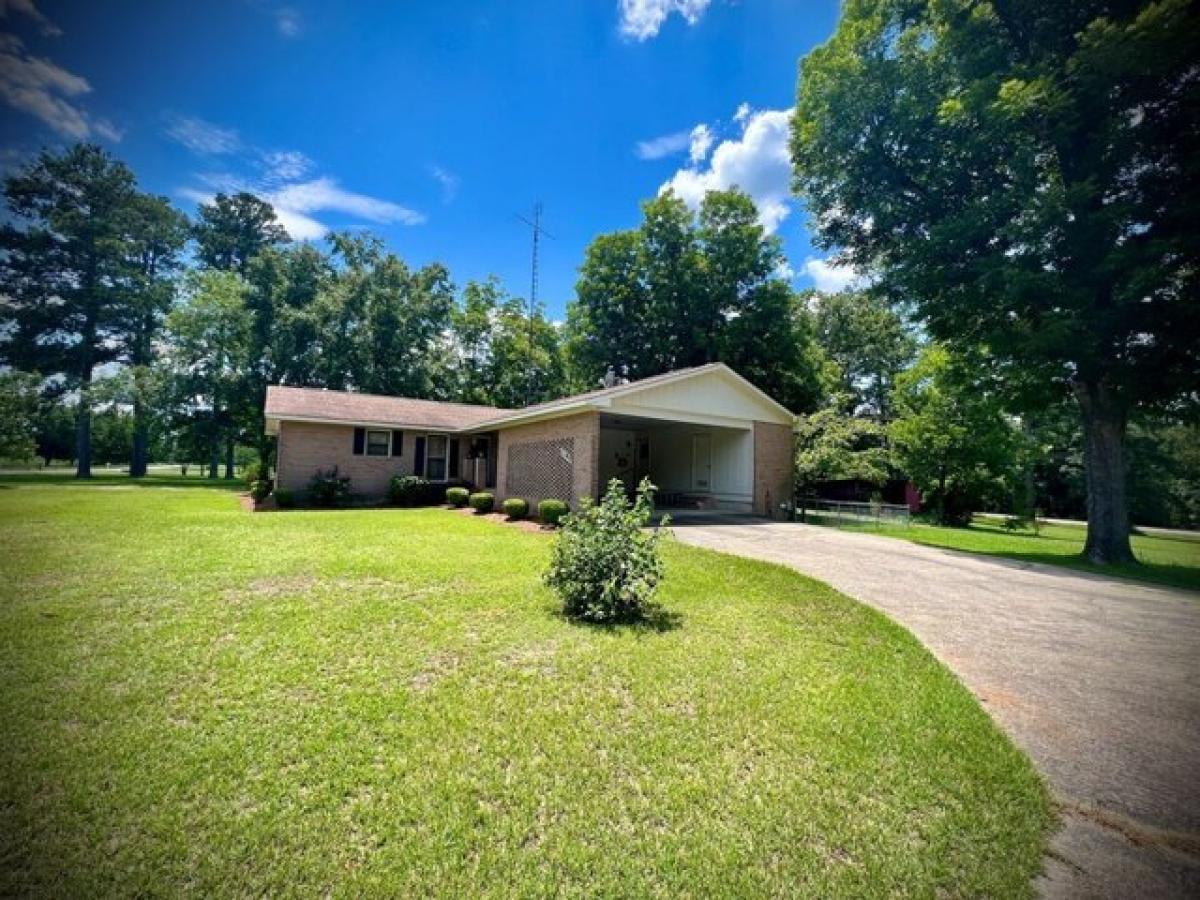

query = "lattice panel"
[506,438,574,500]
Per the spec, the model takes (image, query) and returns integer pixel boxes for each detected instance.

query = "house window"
[365,430,390,457]
[425,434,448,480]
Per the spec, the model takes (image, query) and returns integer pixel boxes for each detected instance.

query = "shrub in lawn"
[274,488,296,509]
[469,491,495,514]
[545,477,668,624]
[249,479,273,503]
[446,486,470,507]
[502,498,528,519]
[538,499,569,527]
[308,467,351,507]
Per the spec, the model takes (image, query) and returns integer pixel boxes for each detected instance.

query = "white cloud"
[0,34,119,140]
[688,123,712,164]
[181,171,425,242]
[0,0,61,37]
[618,0,712,41]
[429,165,459,203]
[802,257,865,293]
[660,105,794,233]
[165,114,241,154]
[275,7,301,37]
[261,149,313,182]
[635,129,691,160]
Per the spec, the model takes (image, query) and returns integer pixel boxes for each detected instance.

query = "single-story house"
[264,363,795,517]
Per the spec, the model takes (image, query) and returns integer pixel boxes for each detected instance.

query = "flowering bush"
[544,477,668,624]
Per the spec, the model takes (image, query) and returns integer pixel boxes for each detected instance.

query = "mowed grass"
[812,514,1200,593]
[0,477,1052,897]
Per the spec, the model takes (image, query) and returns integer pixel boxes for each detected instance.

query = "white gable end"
[610,367,793,426]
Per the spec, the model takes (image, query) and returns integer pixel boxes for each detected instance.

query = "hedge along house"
[265,363,796,517]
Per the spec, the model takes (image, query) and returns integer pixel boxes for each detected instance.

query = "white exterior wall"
[647,426,753,509]
[610,371,791,427]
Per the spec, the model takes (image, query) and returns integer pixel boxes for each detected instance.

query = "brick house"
[265,363,795,517]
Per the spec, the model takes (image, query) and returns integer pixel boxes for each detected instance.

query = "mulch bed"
[446,505,549,533]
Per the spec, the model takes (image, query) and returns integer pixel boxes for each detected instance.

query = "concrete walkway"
[670,517,1200,898]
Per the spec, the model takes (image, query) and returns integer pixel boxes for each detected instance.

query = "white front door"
[691,434,712,491]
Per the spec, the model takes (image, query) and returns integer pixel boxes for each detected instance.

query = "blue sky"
[0,0,855,318]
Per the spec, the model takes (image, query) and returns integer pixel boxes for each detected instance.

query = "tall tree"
[568,188,826,411]
[0,144,139,477]
[163,271,253,479]
[243,242,332,466]
[193,191,289,475]
[792,0,1200,563]
[314,232,454,397]
[812,290,916,421]
[193,192,288,276]
[116,194,189,476]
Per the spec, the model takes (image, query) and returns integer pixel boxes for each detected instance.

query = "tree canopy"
[792,0,1200,562]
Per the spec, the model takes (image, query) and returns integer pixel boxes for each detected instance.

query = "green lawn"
[808,513,1200,592]
[0,477,1052,897]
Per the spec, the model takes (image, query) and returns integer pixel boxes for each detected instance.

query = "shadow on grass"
[0,472,246,492]
[969,551,1200,594]
[556,603,684,635]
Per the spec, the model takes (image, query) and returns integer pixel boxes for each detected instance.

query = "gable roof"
[265,385,510,431]
[469,363,795,429]
[265,364,795,434]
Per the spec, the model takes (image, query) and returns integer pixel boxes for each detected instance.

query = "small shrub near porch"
[446,486,470,507]
[545,478,668,624]
[469,492,495,514]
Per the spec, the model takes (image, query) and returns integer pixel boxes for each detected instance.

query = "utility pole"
[515,202,552,404]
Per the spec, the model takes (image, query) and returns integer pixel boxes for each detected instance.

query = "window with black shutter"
[414,436,426,475]
[392,430,403,457]
[448,438,460,478]
[352,427,365,455]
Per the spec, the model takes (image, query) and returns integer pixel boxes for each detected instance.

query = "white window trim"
[365,429,392,457]
[424,432,449,481]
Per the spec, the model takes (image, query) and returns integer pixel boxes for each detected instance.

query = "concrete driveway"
[670,517,1200,898]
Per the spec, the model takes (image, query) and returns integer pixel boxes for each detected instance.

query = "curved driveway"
[671,517,1200,898]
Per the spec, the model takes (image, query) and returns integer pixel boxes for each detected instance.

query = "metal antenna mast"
[515,202,553,402]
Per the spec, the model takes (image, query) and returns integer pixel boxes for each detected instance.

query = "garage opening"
[598,412,753,513]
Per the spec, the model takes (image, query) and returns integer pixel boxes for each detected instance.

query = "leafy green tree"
[0,371,40,461]
[794,405,891,518]
[890,348,1020,525]
[314,232,454,397]
[566,231,651,388]
[34,402,76,468]
[163,271,253,478]
[0,144,139,477]
[193,192,288,275]
[792,0,1200,562]
[569,188,826,411]
[812,290,916,420]
[449,278,566,407]
[115,194,189,476]
[243,242,333,466]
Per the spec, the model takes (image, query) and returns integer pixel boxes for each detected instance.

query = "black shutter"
[414,436,425,475]
[448,438,460,478]
[352,427,365,455]
[392,430,403,457]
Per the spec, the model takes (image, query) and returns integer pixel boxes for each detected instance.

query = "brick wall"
[276,421,414,497]
[753,421,794,519]
[495,412,599,510]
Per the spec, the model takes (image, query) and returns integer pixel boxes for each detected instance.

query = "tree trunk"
[1074,379,1135,565]
[224,436,235,479]
[130,397,148,478]
[75,395,92,478]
